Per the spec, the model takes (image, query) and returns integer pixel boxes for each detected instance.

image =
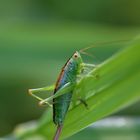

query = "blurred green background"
[0,0,140,139]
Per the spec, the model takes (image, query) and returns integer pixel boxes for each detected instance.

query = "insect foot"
[38,100,52,107]
[28,89,32,95]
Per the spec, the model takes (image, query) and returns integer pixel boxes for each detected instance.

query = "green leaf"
[12,38,140,140]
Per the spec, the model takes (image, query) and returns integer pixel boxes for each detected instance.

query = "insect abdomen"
[53,59,78,125]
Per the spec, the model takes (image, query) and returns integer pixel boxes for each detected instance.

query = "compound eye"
[74,54,78,58]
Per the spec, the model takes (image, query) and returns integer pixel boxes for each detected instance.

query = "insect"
[28,49,96,140]
[28,38,130,139]
[28,40,129,140]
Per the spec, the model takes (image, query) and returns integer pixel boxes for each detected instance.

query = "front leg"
[78,63,99,78]
[82,63,96,68]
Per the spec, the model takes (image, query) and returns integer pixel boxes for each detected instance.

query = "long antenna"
[80,51,94,58]
[80,50,101,64]
[79,39,130,52]
[79,39,130,63]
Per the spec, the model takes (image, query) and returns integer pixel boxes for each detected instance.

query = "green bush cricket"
[28,39,131,140]
[28,49,96,140]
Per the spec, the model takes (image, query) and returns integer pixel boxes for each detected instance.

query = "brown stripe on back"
[54,57,71,93]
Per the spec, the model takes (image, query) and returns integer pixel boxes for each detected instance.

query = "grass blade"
[12,38,140,140]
